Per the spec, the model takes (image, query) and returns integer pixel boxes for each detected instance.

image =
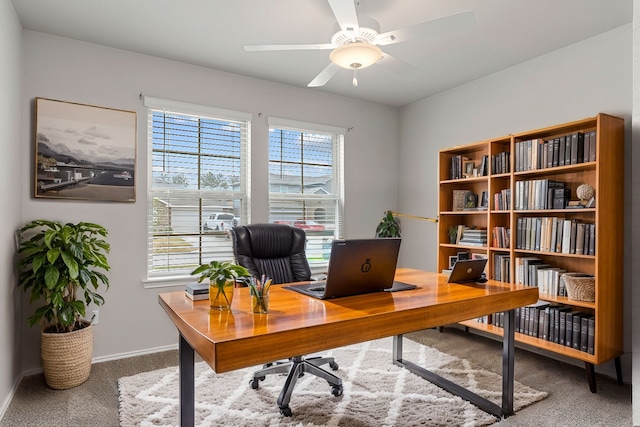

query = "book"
[186,282,209,300]
[185,292,209,301]
[186,282,209,295]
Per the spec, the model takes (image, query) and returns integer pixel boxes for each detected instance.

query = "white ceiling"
[11,0,632,107]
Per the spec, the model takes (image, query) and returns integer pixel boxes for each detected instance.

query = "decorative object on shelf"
[463,191,478,210]
[576,184,595,205]
[562,273,596,302]
[191,260,250,311]
[34,98,136,202]
[463,160,475,178]
[248,275,272,314]
[16,219,111,389]
[448,226,458,244]
[448,256,458,269]
[452,190,468,211]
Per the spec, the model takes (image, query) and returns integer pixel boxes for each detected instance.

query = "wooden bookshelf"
[438,114,624,392]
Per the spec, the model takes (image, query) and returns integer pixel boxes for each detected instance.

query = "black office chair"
[230,223,342,416]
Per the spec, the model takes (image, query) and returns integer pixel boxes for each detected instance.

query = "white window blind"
[145,97,251,279]
[268,117,344,272]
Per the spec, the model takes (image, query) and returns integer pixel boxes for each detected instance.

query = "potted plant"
[375,211,401,238]
[448,225,459,244]
[191,260,250,310]
[16,220,110,389]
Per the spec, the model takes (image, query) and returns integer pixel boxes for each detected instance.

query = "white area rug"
[118,337,547,426]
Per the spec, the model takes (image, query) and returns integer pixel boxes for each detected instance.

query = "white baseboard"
[91,344,178,364]
[0,372,26,421]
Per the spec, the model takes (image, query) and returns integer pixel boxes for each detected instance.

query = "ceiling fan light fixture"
[329,42,382,70]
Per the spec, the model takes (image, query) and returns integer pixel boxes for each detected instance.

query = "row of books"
[493,188,511,210]
[449,155,489,180]
[493,253,510,282]
[514,256,569,296]
[492,151,510,174]
[492,226,510,249]
[514,179,568,210]
[479,302,595,354]
[514,131,597,172]
[515,217,595,255]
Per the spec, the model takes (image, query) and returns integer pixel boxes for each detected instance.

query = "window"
[144,97,251,281]
[268,117,344,272]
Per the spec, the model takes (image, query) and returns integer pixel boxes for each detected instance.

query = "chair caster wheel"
[331,385,343,397]
[329,361,339,370]
[280,406,292,417]
[250,378,260,389]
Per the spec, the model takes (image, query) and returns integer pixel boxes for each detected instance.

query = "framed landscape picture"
[34,98,137,202]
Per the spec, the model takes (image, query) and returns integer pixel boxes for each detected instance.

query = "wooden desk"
[159,268,538,425]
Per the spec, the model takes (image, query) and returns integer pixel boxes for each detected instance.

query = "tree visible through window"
[144,97,250,279]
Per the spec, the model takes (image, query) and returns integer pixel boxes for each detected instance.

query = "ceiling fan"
[244,0,475,87]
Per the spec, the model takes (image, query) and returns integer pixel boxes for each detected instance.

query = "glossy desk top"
[159,268,538,373]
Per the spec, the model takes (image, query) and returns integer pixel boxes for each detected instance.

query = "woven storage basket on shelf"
[41,322,93,390]
[562,273,595,302]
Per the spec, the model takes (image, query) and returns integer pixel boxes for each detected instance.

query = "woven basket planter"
[562,273,596,302]
[41,322,93,389]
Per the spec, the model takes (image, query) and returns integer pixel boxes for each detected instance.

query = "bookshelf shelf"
[439,114,624,392]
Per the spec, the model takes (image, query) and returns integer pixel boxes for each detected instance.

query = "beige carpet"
[118,337,547,426]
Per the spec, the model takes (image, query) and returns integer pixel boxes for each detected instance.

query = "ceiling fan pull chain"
[352,69,358,87]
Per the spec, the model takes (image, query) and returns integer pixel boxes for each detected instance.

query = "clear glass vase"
[209,280,235,310]
[250,290,269,314]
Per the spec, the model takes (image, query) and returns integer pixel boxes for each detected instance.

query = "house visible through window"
[268,117,344,272]
[144,97,251,280]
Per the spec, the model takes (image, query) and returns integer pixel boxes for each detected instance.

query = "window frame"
[267,117,345,273]
[143,97,251,286]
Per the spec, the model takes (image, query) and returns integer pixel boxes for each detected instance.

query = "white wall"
[0,0,24,418]
[399,24,632,381]
[19,31,400,372]
[631,2,639,424]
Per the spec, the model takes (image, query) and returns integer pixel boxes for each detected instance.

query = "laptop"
[447,258,488,284]
[284,238,416,299]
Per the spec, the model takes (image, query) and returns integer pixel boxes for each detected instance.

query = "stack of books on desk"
[185,282,209,301]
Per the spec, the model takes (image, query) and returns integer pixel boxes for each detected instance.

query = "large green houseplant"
[191,260,249,310]
[16,219,110,389]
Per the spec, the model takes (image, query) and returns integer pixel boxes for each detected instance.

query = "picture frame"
[480,190,489,208]
[463,191,477,210]
[34,97,137,202]
[463,160,475,178]
[457,251,470,261]
[448,256,458,269]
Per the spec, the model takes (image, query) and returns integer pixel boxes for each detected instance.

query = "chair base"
[249,355,342,417]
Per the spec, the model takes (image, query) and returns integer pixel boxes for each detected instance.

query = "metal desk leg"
[394,312,517,420]
[502,309,515,415]
[179,334,195,427]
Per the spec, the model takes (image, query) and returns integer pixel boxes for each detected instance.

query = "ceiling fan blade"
[375,10,475,46]
[327,0,360,34]
[244,43,335,52]
[308,63,341,87]
[377,53,424,81]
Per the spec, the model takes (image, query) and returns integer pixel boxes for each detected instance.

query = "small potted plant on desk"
[191,260,249,310]
[16,220,110,389]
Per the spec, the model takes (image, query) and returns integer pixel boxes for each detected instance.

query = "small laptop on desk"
[284,238,416,299]
[447,258,488,284]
